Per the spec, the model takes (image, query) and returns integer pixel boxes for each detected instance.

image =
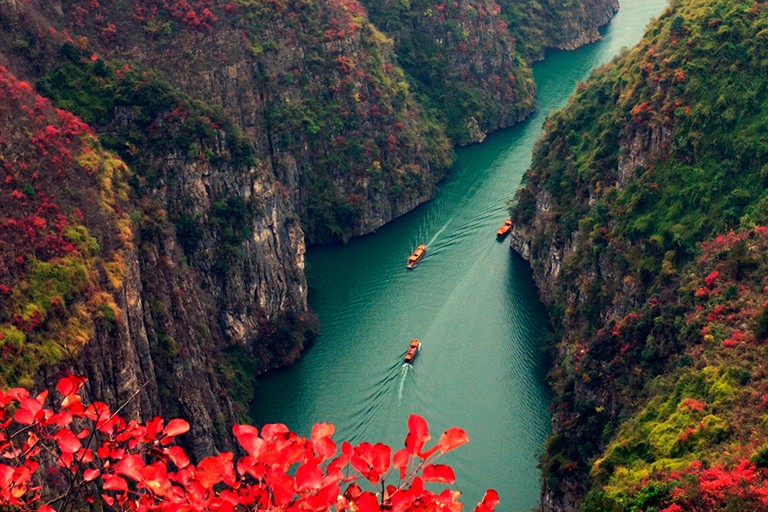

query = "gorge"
[6,0,768,510]
[252,1,668,509]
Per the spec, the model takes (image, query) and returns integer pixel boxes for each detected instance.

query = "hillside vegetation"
[511,0,768,509]
[0,65,132,389]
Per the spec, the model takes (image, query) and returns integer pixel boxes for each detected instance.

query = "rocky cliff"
[0,56,311,457]
[1,0,455,243]
[362,0,536,145]
[362,0,619,145]
[0,0,622,247]
[501,0,619,57]
[511,0,768,509]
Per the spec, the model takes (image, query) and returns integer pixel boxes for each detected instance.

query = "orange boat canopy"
[406,244,426,269]
[496,219,513,237]
[404,339,421,363]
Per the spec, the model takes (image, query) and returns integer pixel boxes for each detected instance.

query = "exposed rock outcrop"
[362,0,536,145]
[0,0,454,243]
[545,0,620,51]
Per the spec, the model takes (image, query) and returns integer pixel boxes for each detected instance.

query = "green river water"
[252,1,669,509]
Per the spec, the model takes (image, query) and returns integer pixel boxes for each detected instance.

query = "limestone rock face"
[545,0,620,51]
[76,151,309,458]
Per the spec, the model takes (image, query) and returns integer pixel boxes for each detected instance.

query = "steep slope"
[0,0,624,245]
[361,0,619,145]
[510,0,768,509]
[362,0,536,145]
[0,65,132,391]
[0,0,453,242]
[0,60,311,457]
[502,0,619,57]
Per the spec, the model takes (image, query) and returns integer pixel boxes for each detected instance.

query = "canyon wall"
[510,0,768,508]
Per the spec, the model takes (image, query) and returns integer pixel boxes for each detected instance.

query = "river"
[251,1,669,509]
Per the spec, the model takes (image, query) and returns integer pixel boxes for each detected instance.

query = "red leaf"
[351,451,380,485]
[163,418,190,438]
[308,482,341,511]
[7,387,29,401]
[328,444,352,476]
[0,464,13,487]
[35,390,48,406]
[438,427,469,454]
[166,446,190,469]
[115,454,144,481]
[146,416,163,437]
[55,429,81,454]
[356,491,380,512]
[196,453,234,489]
[234,424,265,459]
[371,443,391,475]
[233,423,258,438]
[438,489,463,508]
[351,441,391,484]
[405,414,429,456]
[77,448,94,465]
[473,489,500,512]
[140,462,170,496]
[61,394,82,410]
[14,408,35,425]
[57,452,74,469]
[21,397,42,415]
[83,469,100,482]
[314,436,337,461]
[85,402,111,423]
[393,449,410,480]
[422,464,455,484]
[56,375,85,396]
[311,423,334,442]
[268,471,295,506]
[103,475,128,492]
[37,505,56,512]
[296,460,324,491]
[410,476,424,495]
[261,423,289,441]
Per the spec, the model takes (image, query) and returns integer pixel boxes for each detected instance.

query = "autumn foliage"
[0,375,498,511]
[0,66,132,389]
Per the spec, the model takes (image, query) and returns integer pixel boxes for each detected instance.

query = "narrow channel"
[251,1,669,509]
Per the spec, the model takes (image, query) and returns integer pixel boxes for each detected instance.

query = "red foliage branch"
[0,375,499,511]
[0,66,95,283]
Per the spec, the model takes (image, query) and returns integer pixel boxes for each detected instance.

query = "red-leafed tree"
[0,374,499,511]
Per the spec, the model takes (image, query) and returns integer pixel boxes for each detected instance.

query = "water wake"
[398,363,411,405]
[427,216,453,247]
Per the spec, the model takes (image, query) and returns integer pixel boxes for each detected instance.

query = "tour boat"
[406,245,426,269]
[404,339,421,363]
[496,219,513,239]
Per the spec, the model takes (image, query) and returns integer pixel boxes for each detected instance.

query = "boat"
[404,339,421,363]
[406,244,426,269]
[496,219,513,239]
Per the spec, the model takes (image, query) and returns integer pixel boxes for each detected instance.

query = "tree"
[0,375,499,511]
